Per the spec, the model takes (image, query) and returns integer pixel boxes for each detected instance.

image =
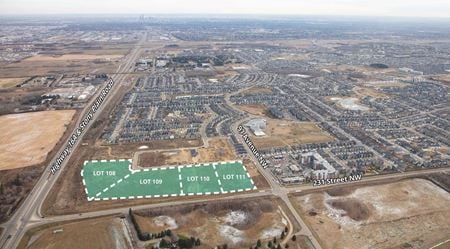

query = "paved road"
[1,35,450,249]
[224,93,324,249]
[0,33,146,249]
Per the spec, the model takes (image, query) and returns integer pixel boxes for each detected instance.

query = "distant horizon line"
[1,13,450,20]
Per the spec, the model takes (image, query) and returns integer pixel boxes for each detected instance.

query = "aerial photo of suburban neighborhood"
[0,1,449,249]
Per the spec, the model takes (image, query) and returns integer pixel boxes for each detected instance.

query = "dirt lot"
[92,137,203,160]
[19,216,131,249]
[138,138,235,167]
[134,197,288,248]
[0,110,75,170]
[292,178,450,249]
[431,75,450,86]
[250,119,334,149]
[364,81,409,88]
[0,77,27,89]
[242,158,270,190]
[237,104,269,117]
[353,86,388,98]
[241,86,273,95]
[24,54,123,62]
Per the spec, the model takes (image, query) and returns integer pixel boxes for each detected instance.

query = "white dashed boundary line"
[82,159,255,201]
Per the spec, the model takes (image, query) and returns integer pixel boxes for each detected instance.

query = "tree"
[178,237,194,249]
[268,241,273,248]
[291,235,296,241]
[273,237,277,244]
[160,239,169,248]
[285,244,289,249]
[195,238,201,246]
[284,226,288,233]
[276,244,282,249]
[280,232,285,239]
[257,239,262,247]
[12,175,21,186]
[223,244,228,249]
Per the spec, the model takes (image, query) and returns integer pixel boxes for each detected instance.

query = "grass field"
[0,110,75,170]
[82,160,256,201]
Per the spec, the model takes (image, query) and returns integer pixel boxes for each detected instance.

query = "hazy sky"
[1,0,450,18]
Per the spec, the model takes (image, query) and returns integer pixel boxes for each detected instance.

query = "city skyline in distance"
[1,0,450,18]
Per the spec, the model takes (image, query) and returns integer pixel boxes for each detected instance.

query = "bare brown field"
[22,216,131,249]
[271,53,310,60]
[0,77,27,89]
[92,138,203,160]
[134,198,288,248]
[292,235,312,249]
[241,86,273,95]
[237,104,268,116]
[24,54,123,62]
[138,138,235,167]
[0,110,75,170]
[242,158,270,190]
[364,81,409,88]
[292,179,450,249]
[431,75,450,86]
[353,86,388,98]
[251,119,334,149]
[0,61,117,78]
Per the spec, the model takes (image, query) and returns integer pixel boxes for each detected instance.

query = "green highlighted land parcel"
[81,160,256,201]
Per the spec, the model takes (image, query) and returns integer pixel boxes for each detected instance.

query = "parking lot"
[82,160,256,201]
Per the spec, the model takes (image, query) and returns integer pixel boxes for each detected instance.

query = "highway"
[1,33,450,249]
[0,32,146,249]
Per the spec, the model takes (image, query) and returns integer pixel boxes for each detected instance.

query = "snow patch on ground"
[153,216,178,229]
[299,194,314,210]
[223,210,248,226]
[288,74,311,78]
[331,97,369,111]
[323,193,362,228]
[218,225,245,244]
[260,227,284,239]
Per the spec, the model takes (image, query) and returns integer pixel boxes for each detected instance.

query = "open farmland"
[0,110,75,170]
[133,198,288,248]
[23,54,123,62]
[250,119,334,149]
[291,179,450,249]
